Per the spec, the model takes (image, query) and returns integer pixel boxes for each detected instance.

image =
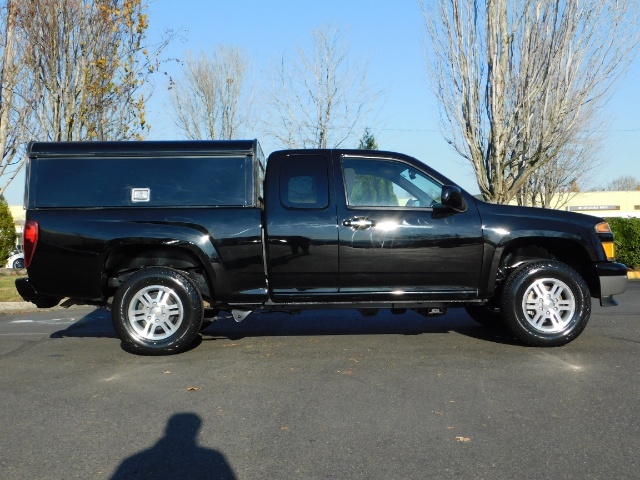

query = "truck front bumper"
[597,262,628,307]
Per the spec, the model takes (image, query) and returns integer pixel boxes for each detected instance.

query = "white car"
[6,252,24,269]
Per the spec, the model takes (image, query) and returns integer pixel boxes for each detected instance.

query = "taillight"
[23,220,39,268]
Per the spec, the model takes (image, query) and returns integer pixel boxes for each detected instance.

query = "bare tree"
[421,0,640,204]
[169,46,252,140]
[604,175,640,191]
[516,133,600,208]
[21,0,170,143]
[0,0,37,195]
[0,0,172,195]
[264,25,378,149]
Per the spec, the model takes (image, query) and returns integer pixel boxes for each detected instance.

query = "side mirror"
[440,185,467,213]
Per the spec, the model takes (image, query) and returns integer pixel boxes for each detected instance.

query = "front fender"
[476,202,603,296]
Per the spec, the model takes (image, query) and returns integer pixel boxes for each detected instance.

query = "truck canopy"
[25,140,265,209]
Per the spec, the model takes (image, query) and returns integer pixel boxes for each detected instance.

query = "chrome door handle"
[343,217,375,229]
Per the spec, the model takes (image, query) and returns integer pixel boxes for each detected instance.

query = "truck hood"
[473,200,606,256]
[475,200,604,227]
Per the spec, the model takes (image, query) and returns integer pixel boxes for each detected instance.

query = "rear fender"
[103,240,227,302]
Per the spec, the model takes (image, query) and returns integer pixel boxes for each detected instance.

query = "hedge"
[605,217,640,270]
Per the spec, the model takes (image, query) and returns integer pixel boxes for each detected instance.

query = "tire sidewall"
[501,261,591,347]
[113,268,204,355]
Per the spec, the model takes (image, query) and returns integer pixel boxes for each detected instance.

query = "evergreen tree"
[353,129,397,205]
[357,128,378,150]
[0,196,16,263]
[350,175,398,206]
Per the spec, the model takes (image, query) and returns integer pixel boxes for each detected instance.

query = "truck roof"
[27,140,261,158]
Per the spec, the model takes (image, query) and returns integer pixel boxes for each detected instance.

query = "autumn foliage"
[0,0,169,195]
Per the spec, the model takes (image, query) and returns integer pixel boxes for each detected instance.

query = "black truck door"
[335,154,483,300]
[264,152,339,301]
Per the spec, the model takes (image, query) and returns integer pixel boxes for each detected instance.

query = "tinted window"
[32,156,252,208]
[342,157,442,208]
[280,155,329,209]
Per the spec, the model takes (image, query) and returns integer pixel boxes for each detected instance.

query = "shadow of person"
[111,413,236,480]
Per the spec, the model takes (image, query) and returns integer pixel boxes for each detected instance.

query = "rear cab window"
[279,155,329,209]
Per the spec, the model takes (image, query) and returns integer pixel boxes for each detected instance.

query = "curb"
[0,302,45,314]
[0,302,88,314]
[627,271,640,280]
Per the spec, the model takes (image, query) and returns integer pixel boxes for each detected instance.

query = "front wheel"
[500,261,591,347]
[112,267,204,355]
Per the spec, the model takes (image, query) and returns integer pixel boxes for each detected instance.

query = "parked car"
[6,252,24,269]
[16,140,628,354]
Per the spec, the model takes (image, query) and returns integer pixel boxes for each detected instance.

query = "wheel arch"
[486,237,600,298]
[103,244,219,301]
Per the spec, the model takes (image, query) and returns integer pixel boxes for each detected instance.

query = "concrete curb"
[0,302,42,314]
[0,302,88,314]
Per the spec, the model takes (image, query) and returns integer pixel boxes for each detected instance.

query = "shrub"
[606,217,640,269]
[0,196,16,264]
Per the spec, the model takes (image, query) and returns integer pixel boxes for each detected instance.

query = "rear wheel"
[500,261,591,347]
[13,258,24,269]
[112,267,204,355]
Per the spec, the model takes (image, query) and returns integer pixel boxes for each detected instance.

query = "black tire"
[464,305,503,327]
[13,258,24,269]
[500,261,591,347]
[112,267,204,355]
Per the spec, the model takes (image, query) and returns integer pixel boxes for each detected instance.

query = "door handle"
[343,217,375,229]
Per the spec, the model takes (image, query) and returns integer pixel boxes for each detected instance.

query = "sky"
[5,0,640,205]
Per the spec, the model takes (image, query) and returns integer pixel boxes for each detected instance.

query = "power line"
[379,127,640,133]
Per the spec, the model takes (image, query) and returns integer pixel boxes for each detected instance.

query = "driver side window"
[342,157,441,208]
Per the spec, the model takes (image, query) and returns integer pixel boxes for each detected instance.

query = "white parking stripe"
[10,318,76,325]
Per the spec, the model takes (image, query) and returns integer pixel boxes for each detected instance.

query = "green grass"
[0,275,26,302]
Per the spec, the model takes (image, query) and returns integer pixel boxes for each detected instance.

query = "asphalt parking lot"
[1,283,639,479]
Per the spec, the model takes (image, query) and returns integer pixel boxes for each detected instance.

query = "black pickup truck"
[16,140,628,354]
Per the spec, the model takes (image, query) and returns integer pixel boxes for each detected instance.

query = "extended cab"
[16,140,628,354]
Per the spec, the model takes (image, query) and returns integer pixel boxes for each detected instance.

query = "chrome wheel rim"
[522,278,576,333]
[127,285,184,340]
